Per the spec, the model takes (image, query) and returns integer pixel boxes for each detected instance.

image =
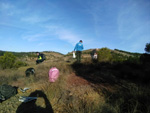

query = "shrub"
[0,52,16,69]
[145,43,150,53]
[106,84,150,113]
[98,48,112,62]
[111,52,127,63]
[125,56,140,64]
[14,61,28,68]
[27,53,37,58]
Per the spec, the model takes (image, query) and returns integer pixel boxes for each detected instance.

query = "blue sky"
[0,0,150,54]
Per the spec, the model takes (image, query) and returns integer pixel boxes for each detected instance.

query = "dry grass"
[1,52,104,113]
[1,51,149,113]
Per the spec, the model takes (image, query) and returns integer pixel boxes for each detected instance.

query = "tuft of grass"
[103,83,150,113]
[0,69,24,85]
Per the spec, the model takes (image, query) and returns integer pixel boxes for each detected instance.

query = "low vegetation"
[0,52,28,69]
[0,48,150,113]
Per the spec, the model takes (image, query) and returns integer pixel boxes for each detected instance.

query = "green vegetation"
[111,51,128,63]
[0,50,37,58]
[98,47,112,62]
[0,52,28,69]
[145,42,150,53]
[14,61,28,68]
[0,52,16,69]
[96,48,141,64]
[114,49,141,57]
[27,53,37,58]
[0,50,5,56]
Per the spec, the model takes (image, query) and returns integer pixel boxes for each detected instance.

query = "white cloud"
[44,25,81,45]
[55,29,80,45]
[22,34,45,42]
[0,3,13,10]
[38,43,45,46]
[21,16,52,24]
[0,22,27,30]
[0,2,17,16]
[84,1,102,36]
[116,1,150,53]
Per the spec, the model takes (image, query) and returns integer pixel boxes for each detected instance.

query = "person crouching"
[36,52,43,64]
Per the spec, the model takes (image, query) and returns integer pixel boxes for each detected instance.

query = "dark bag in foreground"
[0,84,17,102]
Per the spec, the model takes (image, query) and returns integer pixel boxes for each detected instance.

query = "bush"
[27,53,37,58]
[14,61,28,68]
[145,43,150,53]
[0,52,16,69]
[111,52,127,63]
[98,48,112,62]
[126,56,140,64]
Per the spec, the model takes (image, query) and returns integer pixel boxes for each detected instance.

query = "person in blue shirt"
[74,40,84,63]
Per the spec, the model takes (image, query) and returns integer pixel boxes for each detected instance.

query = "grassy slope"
[0,50,150,113]
[0,51,103,113]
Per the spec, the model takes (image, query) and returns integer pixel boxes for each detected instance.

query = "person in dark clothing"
[36,52,43,64]
[91,48,98,63]
[74,40,84,63]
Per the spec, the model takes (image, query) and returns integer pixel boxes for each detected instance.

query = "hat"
[79,40,83,42]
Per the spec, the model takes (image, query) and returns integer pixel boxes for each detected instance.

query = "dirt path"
[67,73,91,86]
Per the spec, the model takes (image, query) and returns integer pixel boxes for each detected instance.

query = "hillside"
[0,49,150,113]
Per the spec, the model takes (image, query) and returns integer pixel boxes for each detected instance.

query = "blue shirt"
[74,42,84,51]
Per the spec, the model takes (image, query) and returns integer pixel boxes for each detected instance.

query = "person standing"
[74,40,84,63]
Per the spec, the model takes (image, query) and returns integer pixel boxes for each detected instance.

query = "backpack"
[40,53,46,61]
[49,67,59,82]
[25,68,35,77]
[0,84,17,101]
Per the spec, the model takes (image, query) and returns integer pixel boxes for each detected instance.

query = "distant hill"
[0,50,5,56]
[66,48,141,56]
[114,49,141,56]
[0,50,64,57]
[0,48,142,62]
